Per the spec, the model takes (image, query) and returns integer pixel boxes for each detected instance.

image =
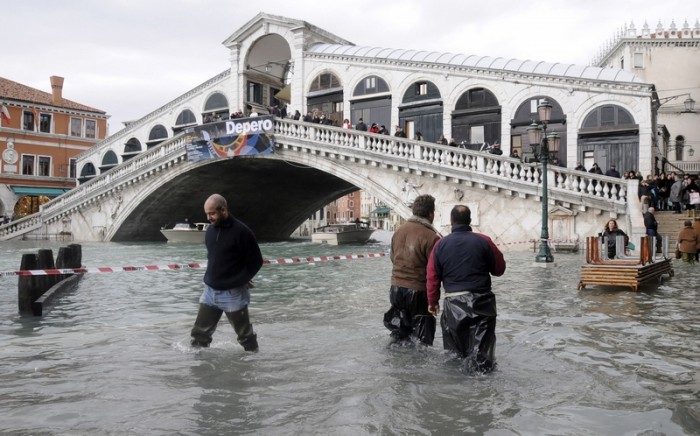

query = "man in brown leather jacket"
[383,194,441,344]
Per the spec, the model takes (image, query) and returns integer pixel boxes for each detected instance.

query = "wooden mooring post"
[17,244,83,316]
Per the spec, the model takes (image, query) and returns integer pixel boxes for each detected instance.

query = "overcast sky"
[4,0,699,135]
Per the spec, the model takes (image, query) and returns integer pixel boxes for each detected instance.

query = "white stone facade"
[75,12,655,181]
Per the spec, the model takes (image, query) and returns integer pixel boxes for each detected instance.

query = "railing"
[275,119,629,206]
[1,118,630,240]
[665,160,700,174]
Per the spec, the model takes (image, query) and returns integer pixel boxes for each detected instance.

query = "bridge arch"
[104,151,408,242]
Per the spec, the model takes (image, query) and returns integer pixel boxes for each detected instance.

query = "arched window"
[175,109,197,126]
[579,104,638,172]
[510,96,565,163]
[452,88,501,151]
[352,75,390,96]
[307,72,344,125]
[398,81,442,142]
[100,150,119,173]
[146,124,168,149]
[78,162,97,184]
[204,93,229,112]
[203,93,230,121]
[582,105,635,129]
[309,72,342,93]
[123,138,142,161]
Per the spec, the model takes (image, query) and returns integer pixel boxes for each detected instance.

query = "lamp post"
[528,98,561,263]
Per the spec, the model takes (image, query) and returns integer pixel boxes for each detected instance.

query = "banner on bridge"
[185,116,275,161]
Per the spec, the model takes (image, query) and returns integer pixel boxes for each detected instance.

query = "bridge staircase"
[656,209,696,250]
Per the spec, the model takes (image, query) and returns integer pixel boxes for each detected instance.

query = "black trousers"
[383,286,435,345]
[441,291,497,374]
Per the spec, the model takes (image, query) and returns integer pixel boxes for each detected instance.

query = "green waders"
[190,304,258,352]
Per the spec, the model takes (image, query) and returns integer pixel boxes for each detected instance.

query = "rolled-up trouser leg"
[225,306,258,351]
[191,303,224,347]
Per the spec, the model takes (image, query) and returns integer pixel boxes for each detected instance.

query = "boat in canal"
[311,222,375,245]
[160,222,208,243]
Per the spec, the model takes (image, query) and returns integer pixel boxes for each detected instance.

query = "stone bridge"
[0,119,640,249]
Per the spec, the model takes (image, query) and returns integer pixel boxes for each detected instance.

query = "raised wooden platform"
[578,236,674,291]
[578,259,674,291]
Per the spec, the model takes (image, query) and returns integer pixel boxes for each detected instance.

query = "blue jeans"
[199,284,250,312]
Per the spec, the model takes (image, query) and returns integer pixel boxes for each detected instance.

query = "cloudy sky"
[4,0,699,134]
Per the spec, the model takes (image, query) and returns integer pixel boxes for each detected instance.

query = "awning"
[370,207,391,215]
[11,186,71,197]
[275,85,291,102]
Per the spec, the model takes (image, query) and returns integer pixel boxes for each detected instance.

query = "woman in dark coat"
[602,219,628,259]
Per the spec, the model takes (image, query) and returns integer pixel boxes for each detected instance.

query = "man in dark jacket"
[427,205,506,373]
[384,195,440,345]
[190,193,263,351]
[643,206,661,253]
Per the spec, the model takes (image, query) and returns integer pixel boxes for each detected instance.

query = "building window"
[470,125,485,144]
[69,159,77,178]
[365,77,376,90]
[22,155,35,175]
[334,101,343,113]
[349,200,354,207]
[39,113,52,133]
[247,81,263,104]
[633,52,644,69]
[38,156,51,176]
[349,210,354,219]
[415,82,428,95]
[85,119,97,139]
[70,118,82,137]
[620,57,624,69]
[23,111,35,131]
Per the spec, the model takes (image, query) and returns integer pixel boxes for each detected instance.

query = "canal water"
[0,236,698,435]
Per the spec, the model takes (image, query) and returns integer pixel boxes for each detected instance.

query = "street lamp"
[527,98,561,264]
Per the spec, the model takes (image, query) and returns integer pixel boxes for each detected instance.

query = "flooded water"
[0,237,699,435]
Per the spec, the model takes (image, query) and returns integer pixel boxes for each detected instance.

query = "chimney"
[50,76,64,106]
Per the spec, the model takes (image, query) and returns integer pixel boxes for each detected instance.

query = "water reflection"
[0,240,698,434]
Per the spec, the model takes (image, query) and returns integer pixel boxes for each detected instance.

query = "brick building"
[0,76,108,219]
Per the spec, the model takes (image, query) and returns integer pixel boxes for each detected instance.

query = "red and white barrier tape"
[0,252,387,278]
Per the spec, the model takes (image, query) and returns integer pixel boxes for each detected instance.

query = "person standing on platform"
[602,219,628,259]
[383,194,441,345]
[190,193,263,351]
[427,205,506,374]
[643,206,661,253]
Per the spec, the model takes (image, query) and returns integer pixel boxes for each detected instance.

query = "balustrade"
[1,118,629,241]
